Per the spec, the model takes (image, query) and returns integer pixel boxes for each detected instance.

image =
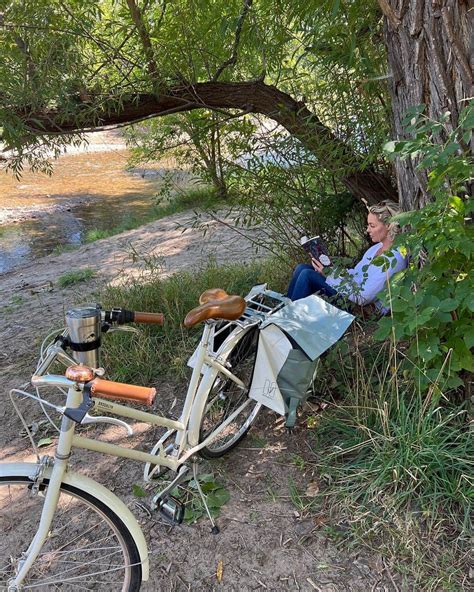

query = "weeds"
[310,332,472,589]
[57,268,95,287]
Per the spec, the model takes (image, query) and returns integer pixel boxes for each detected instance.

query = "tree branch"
[125,0,159,86]
[377,0,401,29]
[10,79,396,203]
[212,0,253,81]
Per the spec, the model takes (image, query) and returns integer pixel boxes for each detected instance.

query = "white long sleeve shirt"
[326,243,407,306]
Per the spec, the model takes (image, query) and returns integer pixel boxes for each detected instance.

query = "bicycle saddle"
[184,289,246,328]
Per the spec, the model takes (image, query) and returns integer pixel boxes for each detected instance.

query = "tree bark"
[380,0,473,210]
[15,80,397,205]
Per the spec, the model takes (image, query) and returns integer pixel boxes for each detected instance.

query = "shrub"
[378,102,473,391]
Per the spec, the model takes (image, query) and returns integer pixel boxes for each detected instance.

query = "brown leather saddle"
[184,288,246,328]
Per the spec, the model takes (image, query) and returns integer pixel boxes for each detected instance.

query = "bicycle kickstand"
[192,461,220,535]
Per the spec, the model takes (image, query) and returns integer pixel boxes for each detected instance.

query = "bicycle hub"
[65,304,102,368]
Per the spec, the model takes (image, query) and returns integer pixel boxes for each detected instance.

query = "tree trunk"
[380,0,473,210]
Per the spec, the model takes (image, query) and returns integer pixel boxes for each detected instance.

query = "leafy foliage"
[377,102,474,390]
[1,0,390,189]
[126,111,256,199]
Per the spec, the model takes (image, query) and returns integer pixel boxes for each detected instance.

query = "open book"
[300,235,331,266]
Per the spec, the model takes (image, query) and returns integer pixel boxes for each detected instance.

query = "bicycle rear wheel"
[0,476,142,591]
[199,327,261,458]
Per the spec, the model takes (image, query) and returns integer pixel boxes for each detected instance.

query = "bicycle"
[0,283,288,591]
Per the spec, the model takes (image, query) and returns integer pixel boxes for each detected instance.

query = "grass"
[84,186,227,243]
[97,252,470,589]
[51,244,79,256]
[99,257,287,385]
[57,268,95,287]
[304,336,473,590]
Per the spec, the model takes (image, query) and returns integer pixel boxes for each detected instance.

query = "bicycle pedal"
[157,495,185,524]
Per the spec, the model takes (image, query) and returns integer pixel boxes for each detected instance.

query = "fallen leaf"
[216,559,223,583]
[305,481,320,497]
[37,437,53,448]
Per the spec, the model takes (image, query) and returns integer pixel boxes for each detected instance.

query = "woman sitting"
[286,200,407,311]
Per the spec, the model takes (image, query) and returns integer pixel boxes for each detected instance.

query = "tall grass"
[310,335,472,590]
[99,258,287,385]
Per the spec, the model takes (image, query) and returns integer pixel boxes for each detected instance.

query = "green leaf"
[464,327,474,350]
[383,140,400,154]
[450,343,474,372]
[132,484,147,498]
[37,437,53,448]
[331,0,341,17]
[206,488,230,508]
[438,298,458,312]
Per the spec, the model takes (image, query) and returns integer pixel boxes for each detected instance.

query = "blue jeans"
[287,264,338,301]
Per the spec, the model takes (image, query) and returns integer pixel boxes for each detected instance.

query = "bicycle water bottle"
[65,304,102,368]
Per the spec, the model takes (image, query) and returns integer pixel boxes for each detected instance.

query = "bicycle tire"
[0,475,142,591]
[199,326,261,459]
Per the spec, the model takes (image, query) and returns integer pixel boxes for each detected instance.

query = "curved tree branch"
[12,79,397,203]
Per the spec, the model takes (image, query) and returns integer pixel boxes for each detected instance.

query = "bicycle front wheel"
[199,327,261,458]
[0,476,142,591]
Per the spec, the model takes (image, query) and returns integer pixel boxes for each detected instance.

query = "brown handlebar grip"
[133,312,164,325]
[90,378,156,406]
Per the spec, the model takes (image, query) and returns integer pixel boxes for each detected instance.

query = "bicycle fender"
[0,462,149,581]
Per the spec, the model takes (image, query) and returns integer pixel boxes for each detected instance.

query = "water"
[0,144,189,274]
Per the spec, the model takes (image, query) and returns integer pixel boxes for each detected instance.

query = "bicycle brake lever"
[81,414,134,435]
[63,385,93,423]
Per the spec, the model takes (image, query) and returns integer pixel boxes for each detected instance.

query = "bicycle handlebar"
[103,308,164,326]
[32,372,156,407]
[90,378,156,406]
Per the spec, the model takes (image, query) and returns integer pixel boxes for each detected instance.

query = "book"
[300,235,331,266]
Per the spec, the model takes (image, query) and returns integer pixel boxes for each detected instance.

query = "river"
[0,136,191,274]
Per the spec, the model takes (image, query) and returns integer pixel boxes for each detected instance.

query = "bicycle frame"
[6,319,257,590]
[32,316,259,472]
[4,285,289,589]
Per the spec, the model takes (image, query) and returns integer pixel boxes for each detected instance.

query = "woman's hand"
[311,257,325,275]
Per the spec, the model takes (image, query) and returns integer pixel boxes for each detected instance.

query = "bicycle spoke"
[0,478,141,591]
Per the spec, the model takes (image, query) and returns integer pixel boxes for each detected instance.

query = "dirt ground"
[0,211,400,591]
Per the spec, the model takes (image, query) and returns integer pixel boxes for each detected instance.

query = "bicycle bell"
[65,304,102,368]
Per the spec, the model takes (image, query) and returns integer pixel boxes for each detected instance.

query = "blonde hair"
[368,200,401,239]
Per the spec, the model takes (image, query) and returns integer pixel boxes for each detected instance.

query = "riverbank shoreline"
[0,195,97,225]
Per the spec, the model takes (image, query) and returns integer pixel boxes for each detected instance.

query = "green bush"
[378,102,473,390]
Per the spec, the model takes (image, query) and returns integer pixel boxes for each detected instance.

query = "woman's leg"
[289,268,338,301]
[287,264,313,299]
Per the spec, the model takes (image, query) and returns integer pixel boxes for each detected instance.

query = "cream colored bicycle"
[0,284,288,591]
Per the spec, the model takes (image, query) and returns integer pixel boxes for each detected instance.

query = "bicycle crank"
[150,464,189,523]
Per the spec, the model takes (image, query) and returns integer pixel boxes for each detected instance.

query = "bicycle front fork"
[9,387,81,590]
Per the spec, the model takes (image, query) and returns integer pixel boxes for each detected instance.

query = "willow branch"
[213,0,253,81]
